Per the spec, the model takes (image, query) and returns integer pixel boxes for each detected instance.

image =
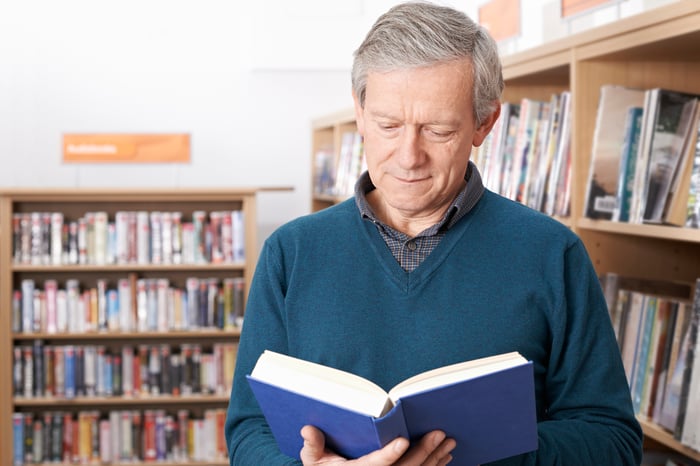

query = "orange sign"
[63,134,190,163]
[561,0,611,18]
[479,0,520,42]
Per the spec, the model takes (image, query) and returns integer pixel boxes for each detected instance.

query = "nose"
[396,128,425,170]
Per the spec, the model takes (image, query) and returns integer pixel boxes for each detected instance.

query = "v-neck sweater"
[226,189,642,465]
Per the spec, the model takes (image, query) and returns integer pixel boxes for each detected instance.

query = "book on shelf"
[313,147,336,196]
[599,273,700,432]
[662,111,700,227]
[625,88,700,224]
[678,278,700,450]
[527,93,564,213]
[481,102,521,196]
[333,131,364,199]
[12,407,227,464]
[612,106,645,222]
[505,98,549,204]
[684,122,700,228]
[584,84,646,220]
[13,341,237,399]
[12,209,245,267]
[12,275,246,335]
[247,349,538,464]
[657,300,694,433]
[547,91,573,217]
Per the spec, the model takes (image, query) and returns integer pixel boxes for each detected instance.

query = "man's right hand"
[299,425,456,465]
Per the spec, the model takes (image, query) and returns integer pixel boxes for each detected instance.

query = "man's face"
[354,59,496,221]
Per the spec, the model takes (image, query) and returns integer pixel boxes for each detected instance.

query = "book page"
[387,352,526,403]
[251,350,392,417]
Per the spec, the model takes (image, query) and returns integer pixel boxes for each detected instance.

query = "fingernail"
[394,437,409,452]
[433,431,446,447]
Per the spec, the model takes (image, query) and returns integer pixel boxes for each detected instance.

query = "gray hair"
[351,1,504,126]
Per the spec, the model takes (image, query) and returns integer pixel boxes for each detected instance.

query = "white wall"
[0,0,679,250]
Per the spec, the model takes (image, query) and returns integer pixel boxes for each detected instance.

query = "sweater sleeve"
[488,239,643,466]
[224,238,302,466]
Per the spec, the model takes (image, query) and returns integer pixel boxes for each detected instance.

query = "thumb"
[358,436,410,464]
[299,425,328,463]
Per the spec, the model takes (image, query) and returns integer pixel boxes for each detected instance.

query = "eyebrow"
[368,111,459,127]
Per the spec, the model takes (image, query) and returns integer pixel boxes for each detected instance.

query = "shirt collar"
[354,161,485,233]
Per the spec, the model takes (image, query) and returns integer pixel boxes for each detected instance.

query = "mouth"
[394,175,429,184]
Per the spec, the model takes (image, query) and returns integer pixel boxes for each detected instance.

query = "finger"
[299,425,327,463]
[396,431,456,466]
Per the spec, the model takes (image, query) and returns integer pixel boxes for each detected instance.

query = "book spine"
[22,345,33,398]
[13,413,24,466]
[96,279,108,331]
[104,352,113,397]
[56,289,67,333]
[147,279,158,331]
[13,347,22,397]
[122,346,134,397]
[44,345,55,397]
[120,411,133,461]
[161,211,173,265]
[144,409,156,461]
[99,419,111,463]
[116,278,130,332]
[150,211,162,265]
[172,211,183,264]
[192,211,206,263]
[12,290,22,333]
[54,347,64,398]
[21,279,35,334]
[157,278,169,332]
[231,210,245,262]
[44,279,58,334]
[33,340,44,397]
[50,212,64,265]
[64,345,75,399]
[136,211,150,265]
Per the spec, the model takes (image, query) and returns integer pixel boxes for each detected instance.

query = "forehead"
[364,59,474,118]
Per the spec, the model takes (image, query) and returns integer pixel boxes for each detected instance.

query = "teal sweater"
[226,190,643,465]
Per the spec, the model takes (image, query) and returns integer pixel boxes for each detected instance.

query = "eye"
[425,128,454,140]
[378,122,399,131]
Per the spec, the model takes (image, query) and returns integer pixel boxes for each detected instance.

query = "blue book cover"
[64,346,75,399]
[247,351,537,465]
[13,413,24,466]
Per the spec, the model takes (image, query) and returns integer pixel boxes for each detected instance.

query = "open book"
[247,350,538,465]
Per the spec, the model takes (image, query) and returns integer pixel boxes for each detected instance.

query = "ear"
[352,91,365,137]
[472,101,501,147]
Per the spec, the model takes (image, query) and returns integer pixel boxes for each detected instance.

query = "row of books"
[602,274,700,453]
[12,408,227,465]
[472,92,573,217]
[12,209,246,266]
[13,276,246,334]
[313,131,365,199]
[584,85,700,226]
[13,342,237,399]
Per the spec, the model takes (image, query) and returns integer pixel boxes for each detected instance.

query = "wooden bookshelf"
[310,107,358,212]
[0,187,289,465]
[310,1,700,461]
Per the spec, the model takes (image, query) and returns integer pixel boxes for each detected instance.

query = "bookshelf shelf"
[11,263,247,272]
[310,1,700,462]
[0,187,282,465]
[31,462,227,466]
[12,329,241,342]
[14,394,231,408]
[639,418,700,463]
[577,219,700,244]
